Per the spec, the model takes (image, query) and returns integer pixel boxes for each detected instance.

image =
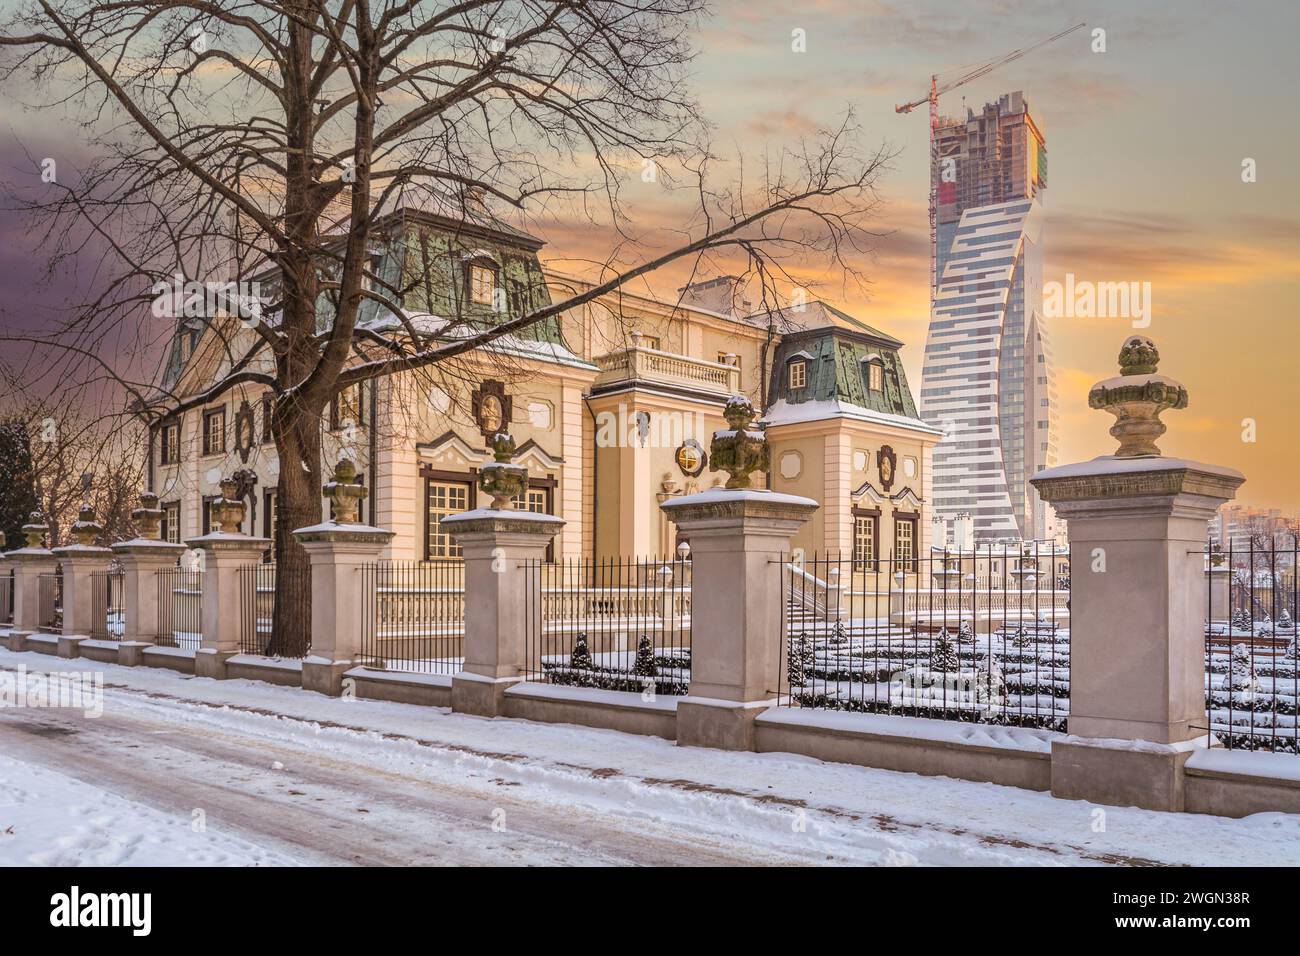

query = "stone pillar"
[443,431,564,716]
[112,493,186,665]
[5,514,58,652]
[187,479,269,679]
[0,547,9,627]
[443,511,564,716]
[1031,336,1245,811]
[52,505,115,657]
[660,488,818,749]
[293,458,395,696]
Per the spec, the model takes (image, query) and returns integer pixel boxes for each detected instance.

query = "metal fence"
[37,571,63,634]
[1,568,12,625]
[357,561,464,673]
[1205,538,1300,751]
[90,569,125,640]
[156,568,203,649]
[239,562,313,658]
[522,556,692,695]
[777,548,1071,731]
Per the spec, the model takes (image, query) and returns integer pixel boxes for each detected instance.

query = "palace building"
[146,204,941,566]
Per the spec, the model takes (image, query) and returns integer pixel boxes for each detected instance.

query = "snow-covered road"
[1,646,1298,866]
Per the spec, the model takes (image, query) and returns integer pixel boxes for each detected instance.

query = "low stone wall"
[23,634,60,656]
[225,654,304,688]
[502,683,678,740]
[1185,749,1300,817]
[141,646,196,675]
[345,667,453,707]
[755,708,1055,792]
[76,639,122,664]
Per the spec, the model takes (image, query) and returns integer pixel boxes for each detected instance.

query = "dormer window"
[789,360,807,390]
[867,359,884,392]
[365,252,384,292]
[469,262,497,306]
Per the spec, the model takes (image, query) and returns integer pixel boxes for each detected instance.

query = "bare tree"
[1,1,892,654]
[0,364,146,546]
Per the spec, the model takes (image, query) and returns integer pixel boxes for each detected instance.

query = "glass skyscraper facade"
[919,92,1059,542]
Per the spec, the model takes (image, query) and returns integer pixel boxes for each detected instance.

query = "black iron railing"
[37,571,63,634]
[522,556,692,695]
[0,568,12,625]
[777,547,1070,731]
[90,569,125,639]
[357,561,464,673]
[156,568,202,649]
[238,562,312,657]
[1205,538,1300,752]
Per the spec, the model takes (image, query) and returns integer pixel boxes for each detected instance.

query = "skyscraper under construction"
[919,91,1059,543]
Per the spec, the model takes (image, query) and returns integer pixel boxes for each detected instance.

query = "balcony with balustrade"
[591,336,741,401]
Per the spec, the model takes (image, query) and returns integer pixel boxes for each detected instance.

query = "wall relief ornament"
[877,445,897,492]
[234,400,256,463]
[471,380,512,440]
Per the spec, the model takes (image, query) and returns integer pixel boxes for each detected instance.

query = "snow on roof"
[761,398,942,435]
[359,310,596,371]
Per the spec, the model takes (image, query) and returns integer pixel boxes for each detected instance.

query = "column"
[661,397,819,750]
[188,478,270,679]
[293,459,394,695]
[5,514,58,652]
[1031,336,1245,811]
[112,493,187,665]
[443,431,565,717]
[52,505,115,657]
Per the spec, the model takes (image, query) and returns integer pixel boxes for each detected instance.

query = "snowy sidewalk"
[1,645,1298,866]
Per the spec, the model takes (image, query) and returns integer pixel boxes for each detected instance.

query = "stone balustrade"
[593,345,741,397]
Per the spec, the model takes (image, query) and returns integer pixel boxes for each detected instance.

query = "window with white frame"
[867,360,884,392]
[789,360,806,390]
[161,501,181,544]
[469,263,496,306]
[202,408,226,455]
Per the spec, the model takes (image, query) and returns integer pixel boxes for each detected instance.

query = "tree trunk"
[267,409,321,657]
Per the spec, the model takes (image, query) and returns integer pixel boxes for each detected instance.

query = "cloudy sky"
[678,0,1300,510]
[1,0,1297,509]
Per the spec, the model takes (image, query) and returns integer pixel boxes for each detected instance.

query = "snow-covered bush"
[569,632,592,670]
[929,630,960,674]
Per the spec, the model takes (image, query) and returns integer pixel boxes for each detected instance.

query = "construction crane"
[896,22,1086,302]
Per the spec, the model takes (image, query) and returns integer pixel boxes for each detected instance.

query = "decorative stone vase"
[210,477,246,533]
[709,396,769,489]
[479,432,529,510]
[1088,335,1189,457]
[323,457,368,523]
[132,492,163,540]
[70,504,104,546]
[21,512,48,549]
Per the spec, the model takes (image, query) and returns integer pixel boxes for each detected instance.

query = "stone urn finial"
[133,491,163,540]
[324,457,368,524]
[210,476,247,534]
[22,511,48,549]
[1088,335,1189,457]
[709,396,769,489]
[71,504,104,546]
[479,431,528,510]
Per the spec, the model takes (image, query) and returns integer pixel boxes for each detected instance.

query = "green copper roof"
[767,307,920,419]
